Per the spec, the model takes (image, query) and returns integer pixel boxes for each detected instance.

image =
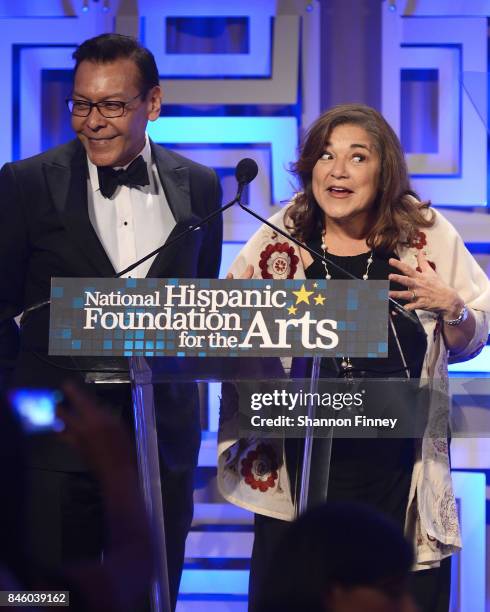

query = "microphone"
[235,158,258,186]
[233,158,258,207]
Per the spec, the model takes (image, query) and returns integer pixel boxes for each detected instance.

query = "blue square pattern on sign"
[62,329,71,339]
[71,340,81,350]
[72,297,83,308]
[52,286,64,298]
[378,342,388,353]
[124,341,133,350]
[125,278,137,288]
[103,340,113,350]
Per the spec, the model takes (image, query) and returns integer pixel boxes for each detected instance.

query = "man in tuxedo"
[0,33,222,608]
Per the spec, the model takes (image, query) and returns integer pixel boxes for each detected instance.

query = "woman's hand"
[388,251,475,355]
[226,264,254,280]
[388,251,463,318]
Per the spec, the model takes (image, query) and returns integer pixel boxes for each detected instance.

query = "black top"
[304,238,427,378]
[301,242,427,529]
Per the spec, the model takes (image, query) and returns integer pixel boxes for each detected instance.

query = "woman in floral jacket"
[218,104,490,612]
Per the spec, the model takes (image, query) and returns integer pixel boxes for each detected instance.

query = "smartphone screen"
[9,389,64,433]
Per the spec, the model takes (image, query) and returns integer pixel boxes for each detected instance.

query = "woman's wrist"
[441,292,465,321]
[443,304,468,326]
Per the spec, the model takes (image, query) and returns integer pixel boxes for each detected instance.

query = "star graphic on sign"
[314,294,326,305]
[287,304,298,315]
[292,284,314,305]
[313,282,318,288]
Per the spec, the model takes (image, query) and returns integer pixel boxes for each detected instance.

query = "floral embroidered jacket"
[217,202,490,569]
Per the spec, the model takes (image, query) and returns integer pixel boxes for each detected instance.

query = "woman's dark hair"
[287,103,434,252]
[256,502,414,612]
[73,33,159,95]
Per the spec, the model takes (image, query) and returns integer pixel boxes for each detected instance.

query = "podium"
[49,276,393,612]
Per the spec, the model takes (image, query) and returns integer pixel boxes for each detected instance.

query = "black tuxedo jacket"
[0,138,222,470]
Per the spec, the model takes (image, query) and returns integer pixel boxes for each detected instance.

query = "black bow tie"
[97,155,150,199]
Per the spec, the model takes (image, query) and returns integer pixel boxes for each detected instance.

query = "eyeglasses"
[65,92,144,118]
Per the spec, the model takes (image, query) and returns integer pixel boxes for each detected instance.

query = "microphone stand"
[117,179,247,612]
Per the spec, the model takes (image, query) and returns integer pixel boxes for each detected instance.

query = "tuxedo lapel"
[43,141,116,276]
[147,142,204,277]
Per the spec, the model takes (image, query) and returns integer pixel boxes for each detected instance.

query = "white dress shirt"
[87,135,176,278]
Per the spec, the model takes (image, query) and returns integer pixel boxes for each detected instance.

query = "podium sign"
[47,276,391,612]
[49,277,389,358]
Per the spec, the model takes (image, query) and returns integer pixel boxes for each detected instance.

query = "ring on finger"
[411,289,417,301]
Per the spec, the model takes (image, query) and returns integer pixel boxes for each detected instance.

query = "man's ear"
[147,85,162,121]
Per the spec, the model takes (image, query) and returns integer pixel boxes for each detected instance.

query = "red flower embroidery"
[409,230,427,250]
[259,242,299,279]
[241,443,279,492]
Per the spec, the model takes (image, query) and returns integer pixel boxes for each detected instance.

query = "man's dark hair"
[73,33,159,95]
